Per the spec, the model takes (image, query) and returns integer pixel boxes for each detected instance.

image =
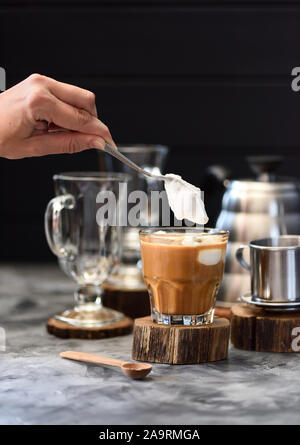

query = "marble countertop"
[1,263,300,425]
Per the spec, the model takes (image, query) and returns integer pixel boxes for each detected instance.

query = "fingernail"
[93,104,98,118]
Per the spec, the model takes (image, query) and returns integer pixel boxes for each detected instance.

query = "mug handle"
[44,194,75,259]
[236,245,250,271]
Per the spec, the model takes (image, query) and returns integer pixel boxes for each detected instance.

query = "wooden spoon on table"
[60,351,152,380]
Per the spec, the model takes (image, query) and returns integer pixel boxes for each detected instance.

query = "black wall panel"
[1,0,299,260]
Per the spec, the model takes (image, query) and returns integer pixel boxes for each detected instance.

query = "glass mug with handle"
[45,172,129,327]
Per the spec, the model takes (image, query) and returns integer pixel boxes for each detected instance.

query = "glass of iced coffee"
[139,228,229,325]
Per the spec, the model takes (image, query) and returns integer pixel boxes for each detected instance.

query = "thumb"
[25,132,106,157]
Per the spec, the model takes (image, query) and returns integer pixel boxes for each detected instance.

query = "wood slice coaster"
[231,303,300,352]
[102,282,150,319]
[47,316,133,339]
[132,316,230,364]
[215,306,231,320]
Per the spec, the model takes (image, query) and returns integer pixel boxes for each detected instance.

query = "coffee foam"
[195,235,226,245]
[151,231,226,246]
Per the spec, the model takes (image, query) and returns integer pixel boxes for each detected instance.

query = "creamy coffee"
[140,230,228,324]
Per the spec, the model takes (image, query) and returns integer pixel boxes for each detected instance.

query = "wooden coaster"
[103,282,150,319]
[231,303,300,352]
[215,306,231,320]
[47,316,133,339]
[132,316,230,364]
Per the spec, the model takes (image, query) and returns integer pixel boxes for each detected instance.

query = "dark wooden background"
[1,0,300,260]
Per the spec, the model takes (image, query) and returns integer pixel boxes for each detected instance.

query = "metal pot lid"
[224,177,299,192]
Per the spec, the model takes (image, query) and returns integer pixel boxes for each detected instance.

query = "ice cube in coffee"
[139,228,229,325]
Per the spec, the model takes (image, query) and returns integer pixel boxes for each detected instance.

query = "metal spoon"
[104,143,169,181]
[60,350,152,380]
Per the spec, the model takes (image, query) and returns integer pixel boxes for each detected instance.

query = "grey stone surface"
[0,264,300,425]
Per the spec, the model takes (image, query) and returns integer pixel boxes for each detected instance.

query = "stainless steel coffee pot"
[214,157,300,305]
[236,236,300,303]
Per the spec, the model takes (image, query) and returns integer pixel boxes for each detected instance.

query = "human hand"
[0,74,116,159]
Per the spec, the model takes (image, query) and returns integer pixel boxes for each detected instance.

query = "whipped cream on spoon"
[163,173,208,225]
[104,143,208,225]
